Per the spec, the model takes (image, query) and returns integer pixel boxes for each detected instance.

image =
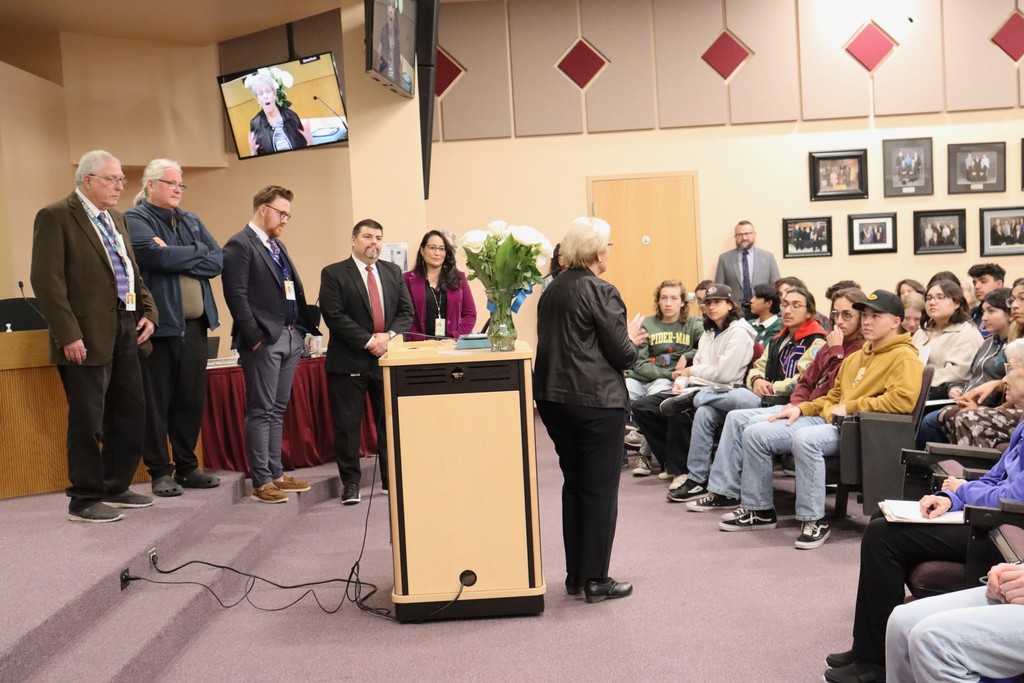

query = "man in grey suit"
[714,221,780,318]
[31,149,159,523]
[319,219,413,505]
[222,185,316,504]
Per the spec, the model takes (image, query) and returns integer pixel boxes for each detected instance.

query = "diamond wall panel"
[845,22,895,71]
[993,12,1024,62]
[557,40,607,89]
[702,32,751,80]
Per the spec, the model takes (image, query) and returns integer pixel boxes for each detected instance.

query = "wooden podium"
[380,339,545,622]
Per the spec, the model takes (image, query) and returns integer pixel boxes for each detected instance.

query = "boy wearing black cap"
[759,289,923,549]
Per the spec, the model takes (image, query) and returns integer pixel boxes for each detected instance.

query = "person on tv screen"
[245,69,311,157]
[377,0,401,83]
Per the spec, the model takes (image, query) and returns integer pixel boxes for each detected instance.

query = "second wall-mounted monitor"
[219,52,348,160]
[365,0,417,97]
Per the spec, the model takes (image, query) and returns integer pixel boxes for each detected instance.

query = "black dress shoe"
[825,649,857,669]
[823,659,885,683]
[565,575,583,596]
[584,578,633,603]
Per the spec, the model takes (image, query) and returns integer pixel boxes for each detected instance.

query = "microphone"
[312,95,345,125]
[17,280,47,326]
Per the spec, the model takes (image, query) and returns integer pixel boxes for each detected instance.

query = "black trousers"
[537,400,626,582]
[57,309,145,512]
[851,514,972,665]
[327,370,387,488]
[631,390,693,475]
[140,319,208,479]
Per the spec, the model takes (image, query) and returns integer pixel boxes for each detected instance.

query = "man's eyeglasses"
[87,174,127,187]
[155,178,188,191]
[831,310,858,321]
[780,302,806,310]
[262,205,291,221]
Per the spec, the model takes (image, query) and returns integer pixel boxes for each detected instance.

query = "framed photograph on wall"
[809,150,868,201]
[980,207,1024,256]
[913,210,966,255]
[882,138,933,197]
[848,213,897,255]
[948,142,1005,194]
[782,216,832,258]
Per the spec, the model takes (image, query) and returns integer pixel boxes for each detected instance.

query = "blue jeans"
[738,414,826,512]
[686,388,760,483]
[626,377,673,403]
[916,409,948,450]
[791,422,841,521]
[707,405,782,498]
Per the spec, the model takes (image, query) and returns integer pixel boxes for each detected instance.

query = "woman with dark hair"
[402,230,476,340]
[913,279,983,399]
[543,242,567,284]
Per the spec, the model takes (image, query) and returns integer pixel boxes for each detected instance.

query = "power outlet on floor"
[119,568,130,591]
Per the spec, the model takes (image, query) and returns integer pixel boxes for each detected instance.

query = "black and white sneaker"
[685,492,740,512]
[632,455,653,477]
[718,507,777,531]
[666,479,707,503]
[795,517,830,549]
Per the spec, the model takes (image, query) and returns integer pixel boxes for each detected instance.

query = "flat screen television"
[365,0,417,97]
[218,52,348,160]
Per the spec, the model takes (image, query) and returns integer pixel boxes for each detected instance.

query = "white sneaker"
[624,431,644,449]
[668,474,688,490]
[657,471,673,480]
[632,455,652,477]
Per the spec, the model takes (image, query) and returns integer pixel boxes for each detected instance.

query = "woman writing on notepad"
[822,338,1024,683]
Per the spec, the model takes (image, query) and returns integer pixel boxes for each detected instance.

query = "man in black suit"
[320,219,413,505]
[31,149,158,523]
[222,185,316,504]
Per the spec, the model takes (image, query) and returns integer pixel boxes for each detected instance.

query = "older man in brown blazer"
[31,150,158,523]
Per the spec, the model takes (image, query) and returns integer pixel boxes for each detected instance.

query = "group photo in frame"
[948,142,1005,194]
[980,207,1024,256]
[809,149,868,201]
[848,213,897,255]
[913,209,966,255]
[882,137,933,197]
[782,216,832,259]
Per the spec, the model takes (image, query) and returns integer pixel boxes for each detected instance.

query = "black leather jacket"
[534,268,637,410]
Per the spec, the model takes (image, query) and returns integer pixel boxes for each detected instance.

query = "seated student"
[886,562,1024,683]
[897,278,927,299]
[631,284,755,487]
[748,283,781,347]
[823,338,1024,683]
[968,262,1006,337]
[688,287,866,512]
[917,288,1012,449]
[902,291,925,335]
[667,286,826,503]
[914,278,984,400]
[736,290,922,550]
[626,280,703,477]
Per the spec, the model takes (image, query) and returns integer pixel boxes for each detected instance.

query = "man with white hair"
[31,150,158,523]
[127,159,223,497]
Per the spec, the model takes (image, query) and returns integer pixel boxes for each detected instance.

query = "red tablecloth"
[200,356,376,475]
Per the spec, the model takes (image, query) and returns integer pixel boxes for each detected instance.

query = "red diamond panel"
[557,40,607,89]
[993,12,1024,62]
[701,31,751,80]
[435,47,464,98]
[846,22,895,72]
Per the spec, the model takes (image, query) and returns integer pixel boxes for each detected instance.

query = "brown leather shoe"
[250,483,288,504]
[274,475,311,492]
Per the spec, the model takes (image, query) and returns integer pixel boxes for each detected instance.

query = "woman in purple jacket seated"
[403,230,477,340]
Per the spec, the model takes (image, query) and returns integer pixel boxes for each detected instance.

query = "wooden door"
[588,173,702,320]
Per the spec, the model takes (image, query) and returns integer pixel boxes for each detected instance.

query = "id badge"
[435,317,446,337]
[125,292,137,312]
[284,279,297,301]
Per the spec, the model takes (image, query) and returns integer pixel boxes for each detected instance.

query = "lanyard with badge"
[78,195,137,311]
[266,240,297,301]
[428,283,446,337]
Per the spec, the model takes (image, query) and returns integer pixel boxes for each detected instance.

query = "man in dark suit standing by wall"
[222,185,315,504]
[320,219,413,505]
[714,221,781,319]
[31,149,159,523]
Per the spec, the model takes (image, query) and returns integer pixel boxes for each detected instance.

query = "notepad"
[879,499,965,524]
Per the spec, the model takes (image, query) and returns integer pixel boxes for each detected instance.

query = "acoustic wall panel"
[871,1,943,116]
[653,0,728,128]
[437,1,511,141]
[581,0,656,133]
[797,1,871,120]
[508,0,582,137]
[726,0,799,124]
[944,0,1018,112]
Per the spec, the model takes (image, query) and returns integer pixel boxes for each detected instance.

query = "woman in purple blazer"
[403,230,477,340]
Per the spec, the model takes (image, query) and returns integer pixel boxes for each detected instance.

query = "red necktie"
[366,266,385,333]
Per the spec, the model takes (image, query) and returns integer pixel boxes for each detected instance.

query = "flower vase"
[485,287,517,352]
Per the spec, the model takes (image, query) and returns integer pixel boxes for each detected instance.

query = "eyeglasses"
[87,174,127,186]
[831,310,858,321]
[924,293,949,303]
[1007,294,1024,307]
[154,178,187,191]
[423,245,447,253]
[262,205,291,221]
[780,302,807,310]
